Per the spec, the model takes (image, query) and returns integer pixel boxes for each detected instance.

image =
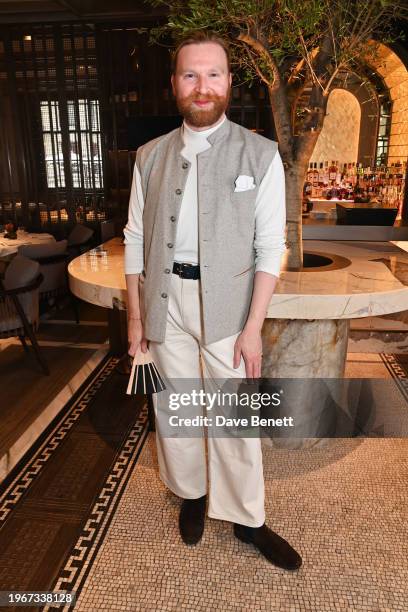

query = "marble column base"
[261,319,349,449]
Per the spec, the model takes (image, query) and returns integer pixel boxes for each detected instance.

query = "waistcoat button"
[182,162,189,169]
[164,268,171,274]
[161,292,168,298]
[167,242,173,248]
[170,216,176,222]
[175,188,182,195]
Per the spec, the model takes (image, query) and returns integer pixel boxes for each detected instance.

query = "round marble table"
[69,237,408,445]
[69,237,408,323]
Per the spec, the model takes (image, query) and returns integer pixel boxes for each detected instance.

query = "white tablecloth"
[0,231,56,258]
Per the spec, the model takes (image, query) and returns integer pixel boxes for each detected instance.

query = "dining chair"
[0,255,49,375]
[100,219,116,242]
[67,224,94,257]
[18,239,79,323]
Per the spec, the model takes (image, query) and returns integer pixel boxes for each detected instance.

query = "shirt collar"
[176,115,231,161]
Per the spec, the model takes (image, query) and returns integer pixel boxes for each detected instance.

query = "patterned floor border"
[0,354,150,611]
[380,353,408,402]
[0,355,116,523]
[44,408,149,611]
[35,363,149,611]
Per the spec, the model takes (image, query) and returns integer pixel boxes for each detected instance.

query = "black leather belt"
[172,262,200,279]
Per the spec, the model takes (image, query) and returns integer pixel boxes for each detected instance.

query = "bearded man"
[124,31,302,571]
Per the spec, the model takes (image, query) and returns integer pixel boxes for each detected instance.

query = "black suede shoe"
[234,523,302,570]
[179,494,207,545]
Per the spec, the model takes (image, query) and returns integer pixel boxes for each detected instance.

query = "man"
[124,31,302,571]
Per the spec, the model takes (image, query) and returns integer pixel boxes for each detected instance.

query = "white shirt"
[124,115,287,277]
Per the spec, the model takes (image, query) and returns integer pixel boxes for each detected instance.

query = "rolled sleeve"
[254,150,287,277]
[123,161,145,274]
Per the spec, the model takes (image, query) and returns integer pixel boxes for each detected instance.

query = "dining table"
[68,237,408,355]
[0,229,56,259]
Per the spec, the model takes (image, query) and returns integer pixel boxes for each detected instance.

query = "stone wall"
[310,89,361,167]
[371,42,408,165]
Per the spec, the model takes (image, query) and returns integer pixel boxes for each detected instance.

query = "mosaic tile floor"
[72,434,408,612]
[1,352,407,612]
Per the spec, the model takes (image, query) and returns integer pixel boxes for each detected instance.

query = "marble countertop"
[68,238,408,320]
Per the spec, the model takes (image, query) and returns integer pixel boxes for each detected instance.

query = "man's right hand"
[127,318,148,356]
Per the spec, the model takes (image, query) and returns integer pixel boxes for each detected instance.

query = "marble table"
[69,237,408,445]
[69,237,408,316]
[262,239,408,376]
[0,230,56,259]
[68,240,127,311]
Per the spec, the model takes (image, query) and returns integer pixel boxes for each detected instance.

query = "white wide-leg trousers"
[149,272,265,527]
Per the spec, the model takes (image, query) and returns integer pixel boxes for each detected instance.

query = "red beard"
[176,87,231,128]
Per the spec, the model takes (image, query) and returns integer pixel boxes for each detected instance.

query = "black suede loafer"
[179,494,207,545]
[234,523,302,570]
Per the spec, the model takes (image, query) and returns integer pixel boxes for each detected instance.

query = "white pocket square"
[234,175,256,192]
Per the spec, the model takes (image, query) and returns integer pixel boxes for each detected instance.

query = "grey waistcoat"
[136,118,278,345]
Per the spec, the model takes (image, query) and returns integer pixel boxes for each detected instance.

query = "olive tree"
[149,0,407,268]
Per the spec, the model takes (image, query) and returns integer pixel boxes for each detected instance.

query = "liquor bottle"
[312,163,319,187]
[336,161,341,184]
[307,162,314,182]
[353,174,365,202]
[318,162,324,184]
[329,160,337,182]
[323,161,329,185]
[350,163,357,187]
[395,160,403,180]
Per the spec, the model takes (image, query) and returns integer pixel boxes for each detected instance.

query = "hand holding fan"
[126,347,166,395]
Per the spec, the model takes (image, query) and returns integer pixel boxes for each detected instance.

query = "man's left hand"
[233,326,263,379]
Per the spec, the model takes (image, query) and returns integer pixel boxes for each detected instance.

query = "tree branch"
[243,46,271,87]
[236,31,278,81]
[237,31,295,156]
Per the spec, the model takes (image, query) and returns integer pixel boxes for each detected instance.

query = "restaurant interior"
[0,1,408,610]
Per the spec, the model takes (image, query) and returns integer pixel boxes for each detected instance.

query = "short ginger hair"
[171,31,231,74]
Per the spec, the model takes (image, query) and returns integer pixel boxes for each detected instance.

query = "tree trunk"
[267,83,323,270]
[284,165,305,270]
[267,84,303,269]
